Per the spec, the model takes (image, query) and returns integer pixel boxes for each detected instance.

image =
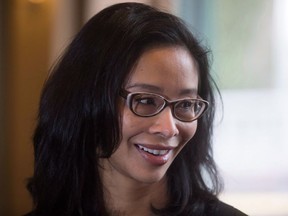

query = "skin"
[99,46,200,215]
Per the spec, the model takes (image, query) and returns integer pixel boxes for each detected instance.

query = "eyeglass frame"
[119,89,209,122]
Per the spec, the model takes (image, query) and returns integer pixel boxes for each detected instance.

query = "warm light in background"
[28,0,46,4]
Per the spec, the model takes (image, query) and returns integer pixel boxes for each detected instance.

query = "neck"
[99,164,168,216]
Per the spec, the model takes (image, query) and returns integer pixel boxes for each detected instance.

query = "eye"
[134,96,157,106]
[177,100,194,110]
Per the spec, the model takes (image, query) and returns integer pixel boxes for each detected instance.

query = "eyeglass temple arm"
[119,89,129,99]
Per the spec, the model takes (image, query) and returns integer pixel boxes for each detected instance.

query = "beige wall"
[84,0,177,21]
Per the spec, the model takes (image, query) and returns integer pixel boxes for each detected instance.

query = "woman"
[26,2,247,216]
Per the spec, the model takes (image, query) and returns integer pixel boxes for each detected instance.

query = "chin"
[133,168,168,185]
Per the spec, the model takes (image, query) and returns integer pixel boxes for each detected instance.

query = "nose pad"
[148,107,179,138]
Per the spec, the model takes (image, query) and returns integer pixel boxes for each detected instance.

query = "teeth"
[137,145,168,156]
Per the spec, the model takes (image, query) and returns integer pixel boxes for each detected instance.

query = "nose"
[148,107,179,138]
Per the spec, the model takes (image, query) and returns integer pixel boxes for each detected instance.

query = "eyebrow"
[179,88,198,96]
[126,83,162,92]
[126,83,198,96]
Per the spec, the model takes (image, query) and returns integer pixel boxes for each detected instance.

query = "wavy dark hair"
[26,2,222,216]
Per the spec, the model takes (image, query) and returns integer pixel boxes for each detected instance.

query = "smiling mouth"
[136,144,170,156]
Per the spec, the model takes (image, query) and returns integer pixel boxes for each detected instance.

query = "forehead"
[126,46,199,97]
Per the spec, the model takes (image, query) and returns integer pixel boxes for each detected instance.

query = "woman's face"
[101,46,199,185]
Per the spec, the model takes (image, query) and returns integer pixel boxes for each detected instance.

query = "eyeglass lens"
[130,93,206,121]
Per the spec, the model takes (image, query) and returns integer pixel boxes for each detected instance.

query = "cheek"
[180,121,198,145]
[121,107,143,138]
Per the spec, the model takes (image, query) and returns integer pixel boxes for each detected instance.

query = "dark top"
[213,201,248,216]
[25,200,248,216]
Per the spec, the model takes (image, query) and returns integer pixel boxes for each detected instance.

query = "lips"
[137,144,169,156]
[135,144,173,165]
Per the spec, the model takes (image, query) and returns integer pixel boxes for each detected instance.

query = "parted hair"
[26,2,222,216]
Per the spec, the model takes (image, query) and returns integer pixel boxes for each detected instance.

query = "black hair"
[26,2,222,216]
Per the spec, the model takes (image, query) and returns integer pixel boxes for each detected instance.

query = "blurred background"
[0,0,287,215]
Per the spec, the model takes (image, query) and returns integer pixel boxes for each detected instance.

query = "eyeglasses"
[120,89,209,122]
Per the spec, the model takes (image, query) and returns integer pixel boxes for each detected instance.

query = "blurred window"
[177,0,288,215]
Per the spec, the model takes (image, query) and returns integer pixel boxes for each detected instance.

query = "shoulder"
[209,200,248,216]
